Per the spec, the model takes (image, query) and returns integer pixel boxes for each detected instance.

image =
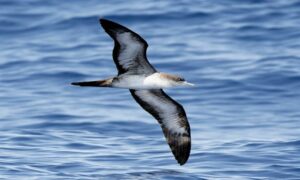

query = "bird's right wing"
[130,89,191,165]
[100,19,156,75]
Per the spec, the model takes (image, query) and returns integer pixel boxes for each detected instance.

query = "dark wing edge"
[100,19,148,46]
[164,121,191,165]
[99,19,156,75]
[130,89,191,165]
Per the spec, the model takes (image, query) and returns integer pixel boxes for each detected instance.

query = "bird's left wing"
[100,19,156,75]
[130,89,191,165]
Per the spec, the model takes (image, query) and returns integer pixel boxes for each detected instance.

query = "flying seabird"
[72,19,194,165]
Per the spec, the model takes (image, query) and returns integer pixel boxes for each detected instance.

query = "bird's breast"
[143,73,172,89]
[112,73,172,89]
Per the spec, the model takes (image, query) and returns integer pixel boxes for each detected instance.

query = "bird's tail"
[71,78,113,87]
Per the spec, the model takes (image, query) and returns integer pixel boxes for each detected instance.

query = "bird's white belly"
[112,73,172,89]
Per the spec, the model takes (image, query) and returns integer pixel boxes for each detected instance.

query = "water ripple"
[1,0,300,179]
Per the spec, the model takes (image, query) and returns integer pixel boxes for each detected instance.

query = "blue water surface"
[1,0,300,179]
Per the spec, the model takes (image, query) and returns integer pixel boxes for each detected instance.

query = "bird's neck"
[143,73,175,89]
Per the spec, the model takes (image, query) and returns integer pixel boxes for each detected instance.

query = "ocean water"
[1,0,300,179]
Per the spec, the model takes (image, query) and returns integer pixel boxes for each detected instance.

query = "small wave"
[1,71,89,84]
[30,113,81,121]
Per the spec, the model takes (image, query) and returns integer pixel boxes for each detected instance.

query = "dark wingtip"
[177,154,189,165]
[99,18,111,24]
[71,82,81,86]
[99,18,128,33]
[99,18,148,46]
[167,133,191,166]
[99,18,110,26]
[175,142,191,166]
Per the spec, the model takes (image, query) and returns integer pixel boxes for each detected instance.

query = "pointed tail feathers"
[71,78,113,87]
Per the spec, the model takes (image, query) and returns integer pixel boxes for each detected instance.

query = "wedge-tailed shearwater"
[72,19,194,165]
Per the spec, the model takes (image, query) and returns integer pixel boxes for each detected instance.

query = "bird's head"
[159,73,194,87]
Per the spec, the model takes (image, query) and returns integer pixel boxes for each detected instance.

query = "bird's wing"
[130,89,191,165]
[100,19,156,75]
